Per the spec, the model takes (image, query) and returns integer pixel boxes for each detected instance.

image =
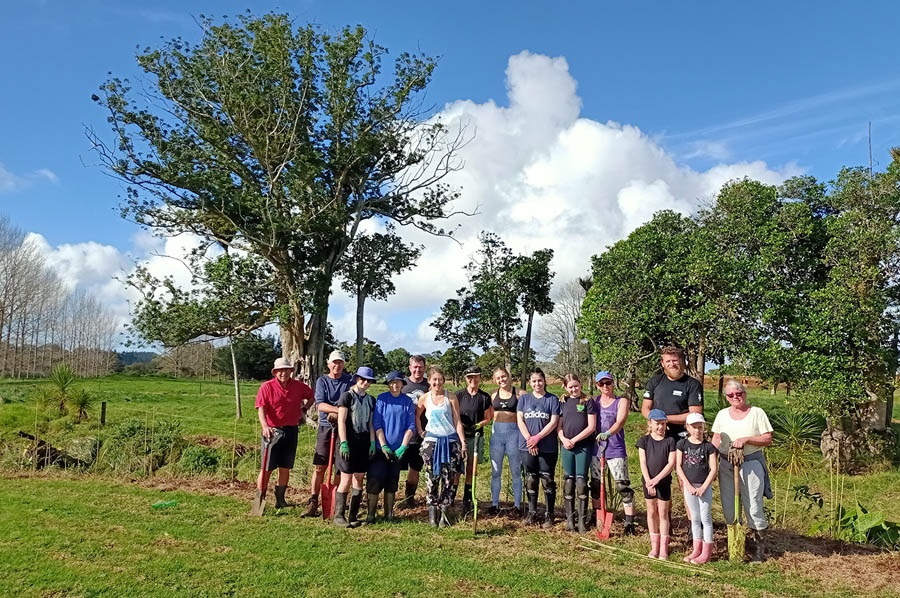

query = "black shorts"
[336,434,371,474]
[400,442,424,472]
[367,452,403,493]
[641,477,672,501]
[313,425,334,466]
[265,426,298,471]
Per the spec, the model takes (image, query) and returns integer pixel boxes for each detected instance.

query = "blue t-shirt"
[373,391,417,450]
[315,373,353,428]
[517,392,561,453]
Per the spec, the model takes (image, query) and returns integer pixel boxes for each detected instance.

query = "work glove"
[339,440,350,459]
[395,445,408,460]
[597,431,610,442]
[382,445,394,459]
[474,423,484,433]
[727,445,745,467]
[369,440,377,457]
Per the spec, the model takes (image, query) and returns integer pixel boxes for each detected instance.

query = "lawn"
[1,375,899,596]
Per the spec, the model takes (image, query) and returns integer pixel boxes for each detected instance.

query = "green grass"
[0,474,881,598]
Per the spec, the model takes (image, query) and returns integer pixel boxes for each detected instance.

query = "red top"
[255,378,313,427]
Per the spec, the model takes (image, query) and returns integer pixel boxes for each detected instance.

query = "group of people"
[253,346,774,562]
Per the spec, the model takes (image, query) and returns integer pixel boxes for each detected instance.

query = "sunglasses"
[725,391,745,399]
[597,380,613,386]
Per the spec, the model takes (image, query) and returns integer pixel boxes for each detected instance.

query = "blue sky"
[2,0,900,354]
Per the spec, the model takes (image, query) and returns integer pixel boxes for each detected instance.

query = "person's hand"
[340,440,350,459]
[597,431,610,442]
[528,446,539,457]
[728,445,745,466]
[327,412,338,425]
[395,445,408,460]
[562,438,574,450]
[647,485,657,497]
[381,445,394,460]
[526,435,540,450]
[460,445,468,461]
[261,425,272,441]
[731,438,746,449]
[369,440,377,458]
[474,423,484,433]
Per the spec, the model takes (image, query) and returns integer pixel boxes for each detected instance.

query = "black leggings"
[521,451,558,476]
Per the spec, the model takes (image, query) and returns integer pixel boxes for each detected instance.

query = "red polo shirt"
[255,378,314,427]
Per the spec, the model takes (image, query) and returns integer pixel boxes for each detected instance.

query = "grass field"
[1,375,899,596]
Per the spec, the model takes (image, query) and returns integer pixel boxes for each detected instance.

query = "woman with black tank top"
[488,367,523,516]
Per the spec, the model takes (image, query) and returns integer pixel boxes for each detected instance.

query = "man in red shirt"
[255,357,314,509]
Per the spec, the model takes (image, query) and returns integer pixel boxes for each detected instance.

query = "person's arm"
[257,406,272,440]
[337,405,349,443]
[697,446,718,496]
[570,412,596,444]
[416,395,427,438]
[605,398,629,436]
[730,431,773,449]
[516,407,531,443]
[478,404,494,431]
[638,445,655,495]
[675,447,688,487]
[301,385,315,413]
[450,396,467,457]
[640,398,653,420]
[711,432,722,451]
[537,415,560,444]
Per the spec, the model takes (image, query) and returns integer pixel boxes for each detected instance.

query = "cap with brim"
[685,412,706,426]
[384,370,404,384]
[354,366,376,382]
[594,370,613,382]
[272,357,293,371]
[328,350,346,363]
[464,366,482,377]
[647,408,668,421]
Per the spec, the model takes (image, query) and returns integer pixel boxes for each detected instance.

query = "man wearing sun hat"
[302,349,354,517]
[255,357,314,509]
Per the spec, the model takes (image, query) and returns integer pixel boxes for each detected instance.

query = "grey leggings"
[682,483,713,542]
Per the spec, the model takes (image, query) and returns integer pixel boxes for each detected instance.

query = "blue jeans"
[490,422,522,507]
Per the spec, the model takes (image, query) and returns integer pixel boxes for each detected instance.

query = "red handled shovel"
[595,440,614,539]
[321,432,338,520]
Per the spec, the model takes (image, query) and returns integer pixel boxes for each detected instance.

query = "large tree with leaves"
[90,14,463,380]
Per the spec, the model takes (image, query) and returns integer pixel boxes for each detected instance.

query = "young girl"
[557,373,596,532]
[334,367,377,528]
[516,368,561,528]
[676,412,717,564]
[637,409,676,559]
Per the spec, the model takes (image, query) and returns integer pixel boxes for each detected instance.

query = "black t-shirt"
[492,388,519,413]
[676,438,715,486]
[456,388,492,438]
[643,373,704,438]
[636,434,676,481]
[559,396,596,446]
[402,378,429,444]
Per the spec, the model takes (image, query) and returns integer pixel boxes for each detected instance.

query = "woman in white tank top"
[416,366,466,527]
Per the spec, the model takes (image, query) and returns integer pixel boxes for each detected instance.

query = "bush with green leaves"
[178,445,220,475]
[100,418,184,475]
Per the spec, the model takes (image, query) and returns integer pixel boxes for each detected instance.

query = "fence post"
[100,401,107,426]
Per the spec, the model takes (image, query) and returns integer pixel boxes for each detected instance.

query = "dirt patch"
[136,476,255,499]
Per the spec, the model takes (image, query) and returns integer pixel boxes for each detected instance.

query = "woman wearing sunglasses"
[711,379,773,562]
[592,371,636,535]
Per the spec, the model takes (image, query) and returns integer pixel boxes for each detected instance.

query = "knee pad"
[563,476,575,499]
[575,476,588,499]
[590,477,601,500]
[616,481,635,505]
[525,473,539,495]
[540,472,555,493]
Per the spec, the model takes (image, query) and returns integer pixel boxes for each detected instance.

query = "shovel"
[473,431,481,536]
[595,440,614,540]
[727,461,746,562]
[321,432,338,520]
[250,427,284,516]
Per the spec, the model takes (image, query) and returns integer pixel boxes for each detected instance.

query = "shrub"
[100,418,184,475]
[178,445,220,475]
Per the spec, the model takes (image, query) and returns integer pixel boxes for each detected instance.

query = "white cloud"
[0,163,59,192]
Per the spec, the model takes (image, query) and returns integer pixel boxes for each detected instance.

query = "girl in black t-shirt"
[636,409,676,559]
[676,412,717,564]
[557,373,596,533]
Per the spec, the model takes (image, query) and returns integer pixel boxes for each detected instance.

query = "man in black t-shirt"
[641,346,703,439]
[399,354,429,506]
[454,366,493,514]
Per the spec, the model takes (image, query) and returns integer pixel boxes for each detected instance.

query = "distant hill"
[117,351,158,366]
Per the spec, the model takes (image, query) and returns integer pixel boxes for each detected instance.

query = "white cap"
[685,413,706,426]
[272,357,293,371]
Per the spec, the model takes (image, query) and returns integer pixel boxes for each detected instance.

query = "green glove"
[474,423,484,433]
[382,444,394,459]
[395,445,408,460]
[369,440,377,457]
[597,431,610,442]
[339,440,350,458]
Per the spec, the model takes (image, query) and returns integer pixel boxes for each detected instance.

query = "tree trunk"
[230,340,242,419]
[355,292,366,372]
[627,367,637,411]
[717,370,724,405]
[520,309,535,389]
